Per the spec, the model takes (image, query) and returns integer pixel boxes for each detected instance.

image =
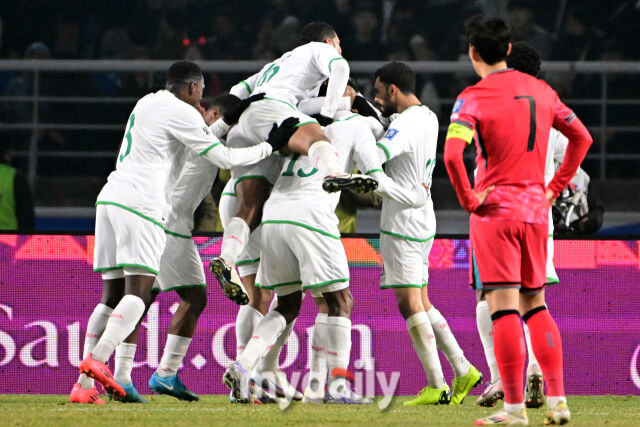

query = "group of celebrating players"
[68,14,591,426]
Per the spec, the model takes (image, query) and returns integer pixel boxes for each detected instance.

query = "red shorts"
[469,216,547,294]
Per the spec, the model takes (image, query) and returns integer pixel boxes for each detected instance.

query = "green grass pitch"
[1,395,639,426]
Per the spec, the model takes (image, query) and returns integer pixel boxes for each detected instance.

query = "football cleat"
[544,401,571,425]
[326,388,373,405]
[403,384,451,406]
[79,354,125,398]
[223,362,252,404]
[322,173,378,194]
[525,373,545,409]
[477,379,505,407]
[251,383,279,404]
[148,372,199,401]
[301,388,326,404]
[451,364,483,405]
[69,383,106,404]
[210,257,249,305]
[112,381,147,403]
[252,368,303,401]
[475,408,529,425]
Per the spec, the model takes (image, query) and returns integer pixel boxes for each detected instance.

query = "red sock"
[525,308,565,397]
[492,312,526,404]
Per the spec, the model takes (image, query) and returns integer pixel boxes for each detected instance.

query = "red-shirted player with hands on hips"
[444,16,592,426]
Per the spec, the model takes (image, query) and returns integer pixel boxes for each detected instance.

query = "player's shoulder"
[298,41,340,57]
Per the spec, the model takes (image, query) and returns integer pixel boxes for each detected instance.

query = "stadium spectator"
[342,6,384,60]
[506,0,552,59]
[0,147,35,230]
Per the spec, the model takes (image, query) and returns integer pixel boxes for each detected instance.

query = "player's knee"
[325,289,352,318]
[179,287,207,315]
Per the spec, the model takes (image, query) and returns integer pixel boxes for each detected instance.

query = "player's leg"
[302,296,329,403]
[520,223,569,425]
[70,275,123,404]
[472,218,528,425]
[380,234,448,405]
[475,290,505,407]
[287,122,377,193]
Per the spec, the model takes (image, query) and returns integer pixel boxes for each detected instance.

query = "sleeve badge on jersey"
[202,126,211,136]
[452,99,464,113]
[384,128,399,140]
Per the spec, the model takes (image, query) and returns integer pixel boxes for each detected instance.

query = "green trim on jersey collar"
[95,201,165,229]
[261,220,340,240]
[165,229,191,239]
[380,229,435,243]
[94,263,159,275]
[376,142,391,162]
[200,142,221,156]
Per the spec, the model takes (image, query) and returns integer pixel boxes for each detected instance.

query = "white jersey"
[97,90,272,226]
[262,120,380,237]
[376,105,438,241]
[230,42,348,118]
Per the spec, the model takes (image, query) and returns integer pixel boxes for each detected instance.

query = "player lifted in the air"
[209,22,378,307]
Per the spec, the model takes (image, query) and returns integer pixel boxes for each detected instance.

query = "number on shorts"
[119,113,135,162]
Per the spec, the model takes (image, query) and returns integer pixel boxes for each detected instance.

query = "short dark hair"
[208,93,240,115]
[374,61,416,94]
[465,15,511,65]
[165,60,203,93]
[507,41,540,77]
[298,21,336,45]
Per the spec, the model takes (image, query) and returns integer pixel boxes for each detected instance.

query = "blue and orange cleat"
[149,372,199,401]
[69,383,106,404]
[79,354,125,398]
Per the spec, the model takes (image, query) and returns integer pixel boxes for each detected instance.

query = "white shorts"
[93,203,166,277]
[256,222,350,297]
[380,233,434,289]
[219,182,261,278]
[152,234,206,292]
[546,210,559,284]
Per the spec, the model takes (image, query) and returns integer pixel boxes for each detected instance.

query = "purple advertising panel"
[0,234,639,395]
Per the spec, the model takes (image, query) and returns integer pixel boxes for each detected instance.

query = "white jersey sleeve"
[209,118,230,138]
[229,70,263,99]
[376,122,412,163]
[321,59,349,118]
[298,96,351,116]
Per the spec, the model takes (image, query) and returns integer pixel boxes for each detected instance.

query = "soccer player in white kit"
[210,22,378,306]
[222,100,430,404]
[72,61,291,401]
[373,62,482,406]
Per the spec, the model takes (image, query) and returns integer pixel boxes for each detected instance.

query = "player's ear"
[506,43,512,56]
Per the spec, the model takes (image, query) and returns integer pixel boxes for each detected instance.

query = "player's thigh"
[469,216,523,292]
[380,233,425,289]
[237,99,316,144]
[234,178,271,228]
[155,234,205,292]
[255,223,301,297]
[290,225,350,295]
[520,222,548,295]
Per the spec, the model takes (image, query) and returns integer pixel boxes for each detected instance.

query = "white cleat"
[223,362,252,404]
[544,402,571,425]
[252,368,303,401]
[326,388,373,405]
[474,408,529,425]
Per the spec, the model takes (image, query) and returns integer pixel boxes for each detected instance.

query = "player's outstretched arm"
[320,59,349,120]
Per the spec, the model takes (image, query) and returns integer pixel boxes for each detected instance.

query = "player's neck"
[396,94,421,114]
[478,61,509,79]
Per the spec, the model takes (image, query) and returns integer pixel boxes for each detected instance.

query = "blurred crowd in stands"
[0,0,639,180]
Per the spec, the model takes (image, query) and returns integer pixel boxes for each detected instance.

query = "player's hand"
[311,113,333,126]
[223,93,265,125]
[421,183,430,197]
[545,188,556,207]
[267,117,300,151]
[474,185,495,206]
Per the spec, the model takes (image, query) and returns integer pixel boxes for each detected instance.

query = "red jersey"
[445,69,591,223]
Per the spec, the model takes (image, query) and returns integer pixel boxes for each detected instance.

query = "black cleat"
[210,257,249,305]
[322,173,378,194]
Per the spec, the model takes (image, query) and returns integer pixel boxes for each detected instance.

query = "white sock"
[325,316,352,394]
[238,310,286,372]
[504,402,525,413]
[523,323,541,376]
[308,140,342,175]
[260,320,296,371]
[476,300,500,383]
[547,396,567,408]
[78,303,113,389]
[220,217,250,266]
[114,343,137,384]
[406,311,446,388]
[91,295,145,363]
[157,334,192,378]
[307,313,328,395]
[235,305,263,358]
[426,306,470,377]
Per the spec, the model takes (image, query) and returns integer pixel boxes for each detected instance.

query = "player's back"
[252,42,344,107]
[460,70,558,190]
